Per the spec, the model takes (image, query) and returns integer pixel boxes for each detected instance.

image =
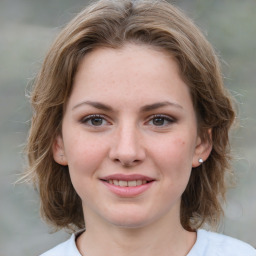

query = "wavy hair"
[25,0,235,231]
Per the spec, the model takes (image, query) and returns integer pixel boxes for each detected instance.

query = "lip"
[100,174,156,197]
[101,174,155,181]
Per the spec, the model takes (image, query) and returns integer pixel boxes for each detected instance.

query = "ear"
[52,135,68,166]
[192,129,212,168]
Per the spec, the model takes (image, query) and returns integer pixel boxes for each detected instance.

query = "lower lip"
[102,181,154,197]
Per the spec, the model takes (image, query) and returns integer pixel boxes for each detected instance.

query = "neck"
[76,210,196,256]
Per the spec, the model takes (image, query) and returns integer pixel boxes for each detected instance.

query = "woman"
[25,0,256,255]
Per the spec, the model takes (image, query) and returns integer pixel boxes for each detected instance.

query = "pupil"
[153,117,164,126]
[92,117,103,126]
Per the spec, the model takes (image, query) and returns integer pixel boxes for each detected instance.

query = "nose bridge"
[109,119,145,165]
[118,122,138,152]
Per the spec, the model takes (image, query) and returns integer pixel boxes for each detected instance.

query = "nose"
[109,123,146,167]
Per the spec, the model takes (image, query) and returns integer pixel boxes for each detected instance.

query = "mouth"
[100,174,155,197]
[101,179,152,187]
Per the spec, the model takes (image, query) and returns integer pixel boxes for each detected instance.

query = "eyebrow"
[72,100,183,112]
[72,101,114,111]
[140,101,183,112]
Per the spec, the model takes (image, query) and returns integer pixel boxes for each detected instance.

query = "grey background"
[0,0,255,255]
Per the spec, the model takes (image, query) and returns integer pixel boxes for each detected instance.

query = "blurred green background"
[0,0,255,255]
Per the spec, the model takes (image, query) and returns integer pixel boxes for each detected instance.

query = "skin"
[53,44,212,256]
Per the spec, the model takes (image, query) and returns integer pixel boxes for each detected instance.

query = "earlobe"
[52,135,68,166]
[192,129,212,168]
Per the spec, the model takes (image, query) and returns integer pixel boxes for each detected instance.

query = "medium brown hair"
[25,0,235,232]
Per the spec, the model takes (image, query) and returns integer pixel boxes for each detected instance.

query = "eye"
[80,114,110,127]
[148,114,175,127]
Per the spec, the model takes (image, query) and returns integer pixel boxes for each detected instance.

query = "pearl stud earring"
[198,158,203,164]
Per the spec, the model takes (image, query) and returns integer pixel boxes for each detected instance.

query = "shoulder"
[188,229,256,256]
[40,233,82,256]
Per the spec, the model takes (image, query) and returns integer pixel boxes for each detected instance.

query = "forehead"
[76,44,176,75]
[69,44,192,110]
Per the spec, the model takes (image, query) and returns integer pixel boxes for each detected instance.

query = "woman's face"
[53,44,211,229]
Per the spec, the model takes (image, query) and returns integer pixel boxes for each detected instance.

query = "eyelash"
[80,114,110,127]
[80,114,176,128]
[147,114,175,127]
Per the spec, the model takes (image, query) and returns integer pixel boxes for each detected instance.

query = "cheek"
[152,135,196,183]
[63,131,108,174]
[150,136,195,205]
[154,136,195,164]
[64,134,109,198]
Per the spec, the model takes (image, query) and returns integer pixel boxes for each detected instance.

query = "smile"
[100,174,155,197]
[106,180,148,187]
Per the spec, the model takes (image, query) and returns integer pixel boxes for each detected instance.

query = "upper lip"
[100,174,155,181]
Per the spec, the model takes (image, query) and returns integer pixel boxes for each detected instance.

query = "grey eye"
[90,117,103,126]
[81,114,108,126]
[152,117,166,126]
[148,115,175,127]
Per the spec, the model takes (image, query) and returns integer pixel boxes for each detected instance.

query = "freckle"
[175,139,185,145]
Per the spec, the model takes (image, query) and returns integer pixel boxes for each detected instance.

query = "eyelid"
[146,114,176,126]
[151,114,175,120]
[80,114,111,126]
[79,113,176,128]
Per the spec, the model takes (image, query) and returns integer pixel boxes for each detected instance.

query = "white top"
[40,229,256,256]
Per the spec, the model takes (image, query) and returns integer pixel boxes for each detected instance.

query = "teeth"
[119,180,128,187]
[128,180,137,187]
[136,180,142,186]
[108,180,149,187]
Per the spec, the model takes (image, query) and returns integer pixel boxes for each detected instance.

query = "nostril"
[114,159,138,167]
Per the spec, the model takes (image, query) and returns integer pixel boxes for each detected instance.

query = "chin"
[103,208,156,229]
[109,218,150,229]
